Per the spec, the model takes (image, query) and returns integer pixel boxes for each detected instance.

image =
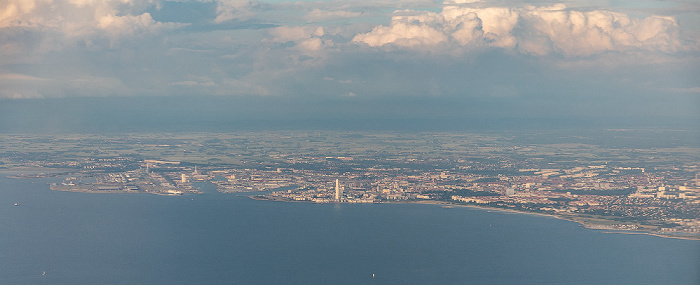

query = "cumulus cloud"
[0,0,185,48]
[353,3,690,56]
[0,0,42,28]
[352,10,449,48]
[98,13,186,46]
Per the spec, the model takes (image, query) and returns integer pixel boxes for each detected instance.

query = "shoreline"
[0,167,73,174]
[49,185,200,196]
[249,196,700,241]
[1,167,201,196]
[0,166,64,172]
[5,168,697,241]
[49,186,199,196]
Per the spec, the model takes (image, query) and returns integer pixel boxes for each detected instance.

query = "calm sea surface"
[1,173,698,284]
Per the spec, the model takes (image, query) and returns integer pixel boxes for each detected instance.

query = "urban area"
[1,130,699,239]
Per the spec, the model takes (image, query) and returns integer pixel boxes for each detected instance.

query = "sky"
[0,0,698,132]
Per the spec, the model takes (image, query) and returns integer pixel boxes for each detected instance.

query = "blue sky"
[0,0,698,131]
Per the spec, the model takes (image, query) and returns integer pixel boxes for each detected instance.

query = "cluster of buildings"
[3,132,698,236]
[50,163,199,195]
[238,157,699,234]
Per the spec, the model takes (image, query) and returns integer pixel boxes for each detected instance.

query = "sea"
[1,172,698,285]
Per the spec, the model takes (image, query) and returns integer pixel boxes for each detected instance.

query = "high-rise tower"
[335,179,342,202]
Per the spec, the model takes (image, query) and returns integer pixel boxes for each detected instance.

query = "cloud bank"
[0,0,185,39]
[0,0,697,114]
[353,3,688,56]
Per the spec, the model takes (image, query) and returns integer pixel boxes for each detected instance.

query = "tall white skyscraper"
[335,179,342,202]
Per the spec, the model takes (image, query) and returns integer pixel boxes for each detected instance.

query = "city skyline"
[3,130,699,238]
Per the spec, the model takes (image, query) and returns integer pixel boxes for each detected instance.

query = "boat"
[13,203,19,206]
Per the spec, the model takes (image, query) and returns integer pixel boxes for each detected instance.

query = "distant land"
[2,130,699,240]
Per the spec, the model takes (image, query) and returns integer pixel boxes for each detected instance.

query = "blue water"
[1,173,698,284]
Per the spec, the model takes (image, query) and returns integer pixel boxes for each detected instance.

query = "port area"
[48,168,201,196]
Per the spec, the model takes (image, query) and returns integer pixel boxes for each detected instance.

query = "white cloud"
[0,0,41,28]
[0,0,185,48]
[297,37,323,51]
[99,13,186,47]
[443,6,518,48]
[516,5,683,56]
[352,10,449,48]
[353,3,692,56]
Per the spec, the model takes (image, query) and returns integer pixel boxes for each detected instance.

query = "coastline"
[49,184,199,196]
[0,168,198,196]
[5,167,697,241]
[0,167,72,175]
[249,196,700,241]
